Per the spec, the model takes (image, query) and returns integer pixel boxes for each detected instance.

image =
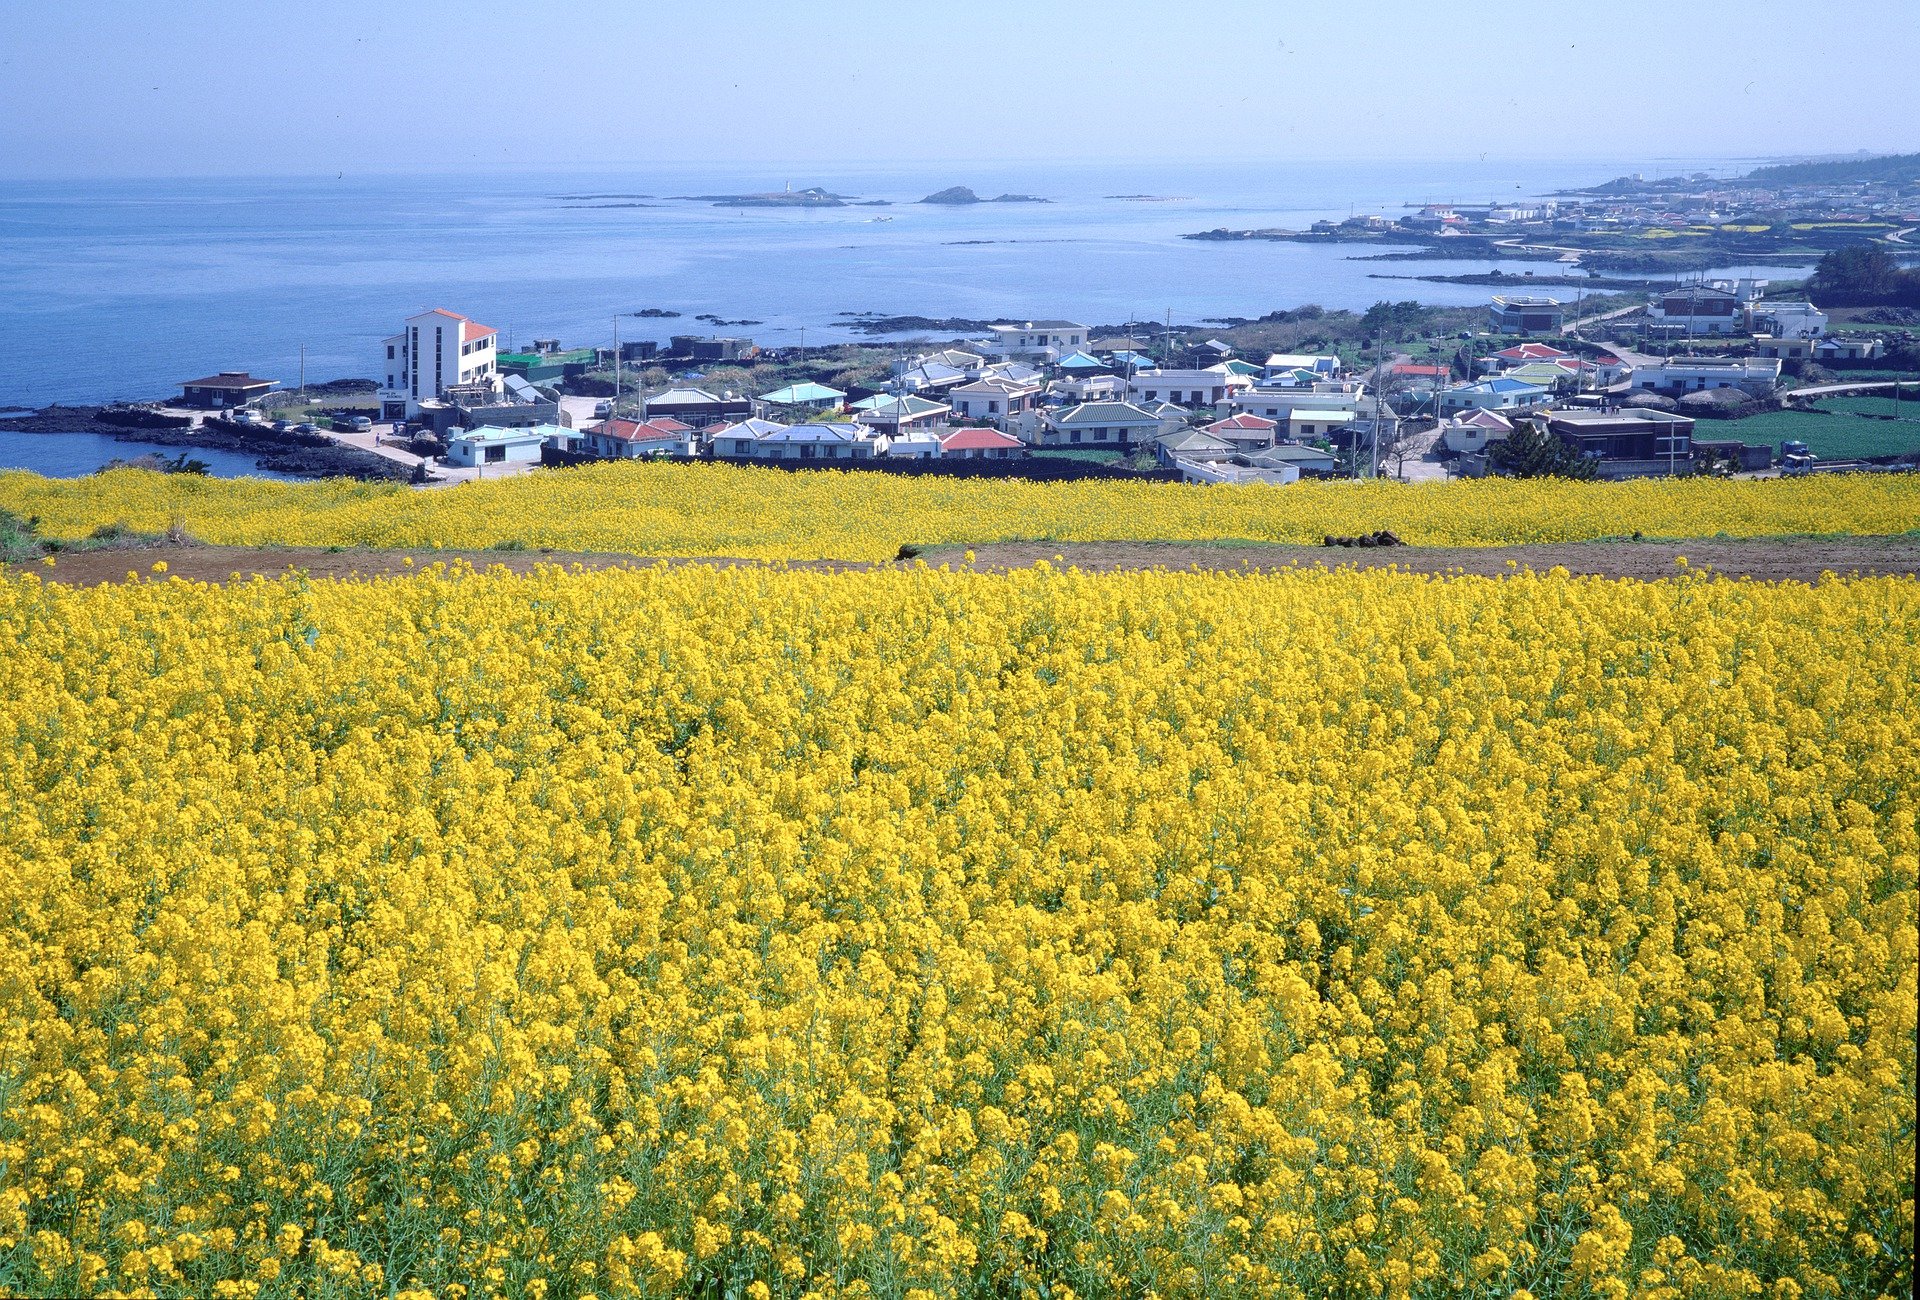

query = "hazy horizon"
[4,0,1915,180]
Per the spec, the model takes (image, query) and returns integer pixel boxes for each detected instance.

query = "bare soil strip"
[12,535,1919,588]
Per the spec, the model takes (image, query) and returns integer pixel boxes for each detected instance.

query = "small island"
[673,186,855,208]
[920,186,1050,205]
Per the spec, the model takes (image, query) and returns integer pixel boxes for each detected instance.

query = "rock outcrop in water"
[920,186,1050,205]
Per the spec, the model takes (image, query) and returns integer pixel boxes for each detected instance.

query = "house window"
[988,401,998,413]
[386,345,395,360]
[485,445,506,463]
[1071,430,1081,444]
[736,441,751,455]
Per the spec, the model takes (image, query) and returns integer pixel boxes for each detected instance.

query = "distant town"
[27,155,1920,487]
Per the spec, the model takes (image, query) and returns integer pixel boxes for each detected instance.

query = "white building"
[1263,354,1341,382]
[381,308,499,419]
[949,376,1040,423]
[1632,356,1781,397]
[979,320,1088,364]
[447,424,547,469]
[1229,386,1364,423]
[1750,301,1828,339]
[1124,369,1247,408]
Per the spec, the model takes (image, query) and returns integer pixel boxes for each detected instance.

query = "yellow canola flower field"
[1,562,1914,1300]
[3,463,1919,560]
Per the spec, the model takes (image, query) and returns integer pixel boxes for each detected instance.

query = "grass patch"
[1716,408,1920,460]
[1028,448,1125,465]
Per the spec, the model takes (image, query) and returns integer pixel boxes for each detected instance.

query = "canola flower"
[0,561,1914,1299]
[2,463,1918,561]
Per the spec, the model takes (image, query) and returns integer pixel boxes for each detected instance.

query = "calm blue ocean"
[0,157,1793,417]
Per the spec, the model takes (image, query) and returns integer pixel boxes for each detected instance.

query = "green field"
[1814,388,1920,416]
[1714,406,1920,460]
[1027,447,1127,465]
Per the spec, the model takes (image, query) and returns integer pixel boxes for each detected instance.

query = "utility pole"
[613,314,621,417]
[299,343,306,397]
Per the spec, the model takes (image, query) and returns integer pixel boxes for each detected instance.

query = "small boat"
[870,216,893,222]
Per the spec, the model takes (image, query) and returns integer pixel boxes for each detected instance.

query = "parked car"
[593,400,612,418]
[231,409,260,424]
[291,422,318,435]
[345,415,373,432]
[271,419,293,432]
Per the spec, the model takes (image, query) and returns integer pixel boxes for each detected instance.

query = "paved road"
[1783,380,1916,402]
[1563,303,1643,336]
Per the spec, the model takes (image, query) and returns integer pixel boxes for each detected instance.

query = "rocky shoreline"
[5,406,409,480]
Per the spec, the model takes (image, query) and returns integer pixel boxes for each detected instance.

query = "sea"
[1,157,1801,477]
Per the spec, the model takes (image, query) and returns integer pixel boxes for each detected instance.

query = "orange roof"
[1204,413,1279,431]
[414,308,495,342]
[938,427,1023,450]
[598,416,690,442]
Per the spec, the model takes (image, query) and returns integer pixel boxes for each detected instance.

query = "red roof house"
[938,427,1025,459]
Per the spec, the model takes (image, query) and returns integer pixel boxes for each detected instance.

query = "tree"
[1806,245,1920,307]
[1487,419,1597,479]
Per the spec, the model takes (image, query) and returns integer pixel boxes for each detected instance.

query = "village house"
[1229,385,1364,424]
[1503,360,1586,393]
[1645,284,1745,337]
[920,348,986,372]
[1480,342,1572,373]
[719,420,874,461]
[1263,353,1342,382]
[446,424,550,469]
[1632,356,1781,397]
[1751,335,1814,361]
[1436,376,1551,416]
[1437,408,1515,455]
[585,416,698,459]
[1056,351,1111,377]
[1546,409,1695,475]
[851,393,951,435]
[1049,373,1125,404]
[178,371,278,409]
[1035,400,1163,449]
[894,360,971,396]
[979,320,1089,364]
[1813,335,1886,362]
[1286,410,1355,442]
[1178,338,1235,367]
[753,381,846,417]
[1487,296,1565,334]
[644,387,752,428]
[1105,350,1157,375]
[1588,355,1632,387]
[1200,412,1279,453]
[1124,368,1246,408]
[1155,427,1238,464]
[1750,301,1828,339]
[1385,362,1450,391]
[876,429,942,458]
[938,427,1025,460]
[949,376,1040,423]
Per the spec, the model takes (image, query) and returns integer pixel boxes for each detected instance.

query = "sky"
[2,0,1916,178]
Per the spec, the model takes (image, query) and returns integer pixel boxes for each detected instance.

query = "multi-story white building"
[380,308,499,419]
[1124,368,1249,408]
[979,320,1088,364]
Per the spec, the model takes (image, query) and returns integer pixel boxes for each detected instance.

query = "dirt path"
[924,537,1920,580]
[13,535,1919,588]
